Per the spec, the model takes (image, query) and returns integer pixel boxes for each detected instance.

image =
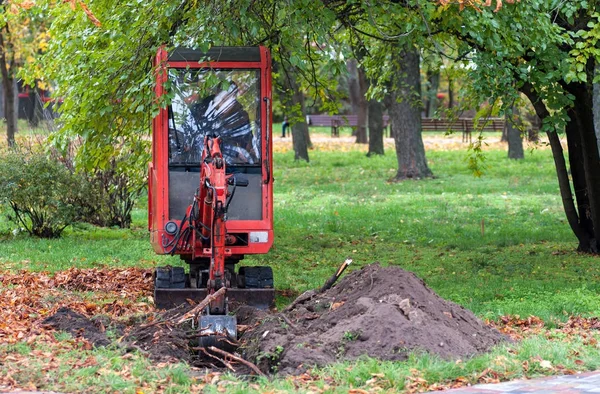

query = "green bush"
[81,157,146,229]
[0,152,86,238]
[43,135,148,230]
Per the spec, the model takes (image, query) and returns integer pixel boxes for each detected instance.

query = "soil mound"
[242,263,507,374]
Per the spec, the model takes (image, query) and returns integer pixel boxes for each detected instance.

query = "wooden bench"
[307,114,507,142]
[307,114,390,137]
[421,118,506,143]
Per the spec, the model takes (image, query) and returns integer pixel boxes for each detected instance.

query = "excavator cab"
[148,47,274,344]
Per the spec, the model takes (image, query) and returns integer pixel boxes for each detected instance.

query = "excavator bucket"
[198,315,237,349]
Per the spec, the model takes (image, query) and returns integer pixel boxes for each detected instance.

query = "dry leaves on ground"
[0,267,153,344]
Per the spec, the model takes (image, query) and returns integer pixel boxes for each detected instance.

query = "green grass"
[3,142,600,392]
[3,332,600,393]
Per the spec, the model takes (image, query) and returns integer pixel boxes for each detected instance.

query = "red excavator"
[148,47,274,346]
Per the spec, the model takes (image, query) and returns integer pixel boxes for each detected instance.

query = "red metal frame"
[149,47,273,261]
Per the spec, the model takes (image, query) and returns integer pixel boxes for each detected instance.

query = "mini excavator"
[148,47,274,347]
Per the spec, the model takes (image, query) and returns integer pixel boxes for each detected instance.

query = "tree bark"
[548,129,593,251]
[356,66,368,144]
[367,99,384,156]
[593,64,600,154]
[448,76,454,109]
[507,107,524,159]
[565,107,595,250]
[27,85,39,127]
[390,43,432,180]
[565,80,600,252]
[280,67,310,162]
[522,81,597,253]
[0,26,17,147]
[347,59,368,143]
[383,90,394,138]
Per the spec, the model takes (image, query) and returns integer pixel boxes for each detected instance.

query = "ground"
[2,130,600,393]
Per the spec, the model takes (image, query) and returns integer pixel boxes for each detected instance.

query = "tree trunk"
[0,27,16,147]
[448,76,454,109]
[548,129,594,251]
[383,90,394,138]
[594,64,600,154]
[565,107,595,249]
[27,85,39,128]
[356,67,368,144]
[347,59,359,137]
[390,43,432,180]
[280,68,310,162]
[527,114,540,142]
[522,81,597,253]
[367,99,384,156]
[425,69,440,117]
[565,80,600,252]
[347,59,368,143]
[507,107,524,159]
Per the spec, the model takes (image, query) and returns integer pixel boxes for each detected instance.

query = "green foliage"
[79,140,148,229]
[33,0,345,170]
[0,151,85,238]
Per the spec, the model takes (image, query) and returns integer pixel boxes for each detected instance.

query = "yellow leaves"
[8,0,35,15]
[437,0,520,12]
[63,0,101,27]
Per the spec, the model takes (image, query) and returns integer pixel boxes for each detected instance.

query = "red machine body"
[149,47,274,312]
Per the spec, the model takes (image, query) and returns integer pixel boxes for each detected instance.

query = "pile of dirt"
[241,263,508,374]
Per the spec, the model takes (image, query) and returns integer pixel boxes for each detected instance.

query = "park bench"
[421,118,506,143]
[307,114,506,142]
[307,114,390,137]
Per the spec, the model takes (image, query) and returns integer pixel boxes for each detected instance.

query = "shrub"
[82,156,146,229]
[46,136,148,229]
[0,152,86,238]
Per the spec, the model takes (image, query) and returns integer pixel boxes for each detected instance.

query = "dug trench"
[41,263,508,375]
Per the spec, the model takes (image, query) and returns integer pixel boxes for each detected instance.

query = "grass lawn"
[2,133,600,393]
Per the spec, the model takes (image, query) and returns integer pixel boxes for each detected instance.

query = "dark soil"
[42,307,110,347]
[124,320,191,362]
[241,263,508,374]
[42,306,194,363]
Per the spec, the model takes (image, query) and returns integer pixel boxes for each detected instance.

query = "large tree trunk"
[565,80,600,252]
[593,64,600,154]
[280,68,310,162]
[507,107,524,159]
[522,81,598,253]
[565,106,595,250]
[367,99,384,156]
[0,27,16,147]
[390,43,432,180]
